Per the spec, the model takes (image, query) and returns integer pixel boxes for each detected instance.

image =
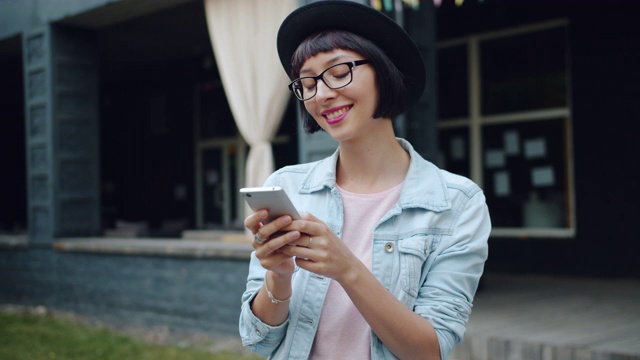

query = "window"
[437,20,574,238]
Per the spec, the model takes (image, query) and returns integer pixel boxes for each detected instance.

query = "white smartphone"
[239,186,301,224]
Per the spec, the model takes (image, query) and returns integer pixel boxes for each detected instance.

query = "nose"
[314,79,337,103]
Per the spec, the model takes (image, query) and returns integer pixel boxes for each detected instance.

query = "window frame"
[437,19,575,239]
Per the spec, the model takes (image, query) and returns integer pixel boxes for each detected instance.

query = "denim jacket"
[239,139,490,360]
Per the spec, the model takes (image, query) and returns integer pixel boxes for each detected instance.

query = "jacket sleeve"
[414,190,491,360]
[238,251,290,356]
[238,173,290,356]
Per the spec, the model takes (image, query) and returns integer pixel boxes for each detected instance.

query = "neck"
[336,130,410,194]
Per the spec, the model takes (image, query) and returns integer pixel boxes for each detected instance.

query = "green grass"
[0,312,263,360]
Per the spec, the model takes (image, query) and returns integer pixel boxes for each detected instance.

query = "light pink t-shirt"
[309,181,403,359]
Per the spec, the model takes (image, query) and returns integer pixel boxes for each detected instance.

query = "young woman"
[239,2,490,359]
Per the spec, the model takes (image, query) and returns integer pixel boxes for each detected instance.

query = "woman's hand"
[281,213,359,284]
[244,209,302,277]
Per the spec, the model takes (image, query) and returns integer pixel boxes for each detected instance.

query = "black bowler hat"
[277,0,426,106]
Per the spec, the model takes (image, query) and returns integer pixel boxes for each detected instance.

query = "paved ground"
[451,273,640,360]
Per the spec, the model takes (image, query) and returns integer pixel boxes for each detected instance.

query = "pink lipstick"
[322,105,351,125]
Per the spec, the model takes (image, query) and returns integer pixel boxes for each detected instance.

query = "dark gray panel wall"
[0,249,250,335]
[23,25,100,244]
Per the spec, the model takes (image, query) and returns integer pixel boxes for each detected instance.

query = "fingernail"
[282,216,292,224]
[258,210,268,218]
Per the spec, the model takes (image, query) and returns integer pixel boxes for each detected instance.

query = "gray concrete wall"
[0,246,250,336]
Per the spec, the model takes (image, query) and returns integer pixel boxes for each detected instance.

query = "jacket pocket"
[397,236,432,298]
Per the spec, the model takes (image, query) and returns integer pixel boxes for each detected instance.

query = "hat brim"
[277,0,426,106]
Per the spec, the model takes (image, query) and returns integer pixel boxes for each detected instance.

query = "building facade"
[1,0,639,280]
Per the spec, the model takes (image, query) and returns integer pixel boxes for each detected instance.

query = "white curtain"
[204,0,296,191]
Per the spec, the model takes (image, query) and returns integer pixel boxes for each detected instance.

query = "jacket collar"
[298,138,451,212]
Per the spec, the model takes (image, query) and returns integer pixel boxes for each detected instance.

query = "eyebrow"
[299,55,351,76]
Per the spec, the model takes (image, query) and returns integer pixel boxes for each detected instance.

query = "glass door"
[196,140,245,229]
[194,82,246,229]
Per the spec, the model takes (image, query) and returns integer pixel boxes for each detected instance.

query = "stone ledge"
[181,230,248,243]
[52,238,254,260]
[0,234,28,249]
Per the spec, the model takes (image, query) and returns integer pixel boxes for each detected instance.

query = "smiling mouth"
[323,106,351,120]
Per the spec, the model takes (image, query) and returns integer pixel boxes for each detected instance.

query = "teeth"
[326,107,348,120]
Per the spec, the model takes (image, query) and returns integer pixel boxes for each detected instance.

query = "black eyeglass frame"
[288,60,371,101]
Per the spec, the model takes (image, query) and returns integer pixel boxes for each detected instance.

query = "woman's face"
[300,49,381,143]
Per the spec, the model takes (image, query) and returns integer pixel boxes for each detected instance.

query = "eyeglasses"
[288,60,371,101]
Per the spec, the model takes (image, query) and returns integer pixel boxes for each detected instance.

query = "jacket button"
[385,242,394,253]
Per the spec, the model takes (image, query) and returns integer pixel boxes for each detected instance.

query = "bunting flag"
[402,0,420,9]
[371,0,486,12]
[372,0,419,10]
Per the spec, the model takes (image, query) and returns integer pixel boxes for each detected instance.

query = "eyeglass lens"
[292,63,353,101]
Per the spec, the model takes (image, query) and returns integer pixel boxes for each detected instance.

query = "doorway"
[194,82,246,230]
[195,139,246,229]
[0,35,27,234]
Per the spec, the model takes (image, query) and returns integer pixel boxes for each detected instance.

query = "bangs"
[291,30,366,78]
